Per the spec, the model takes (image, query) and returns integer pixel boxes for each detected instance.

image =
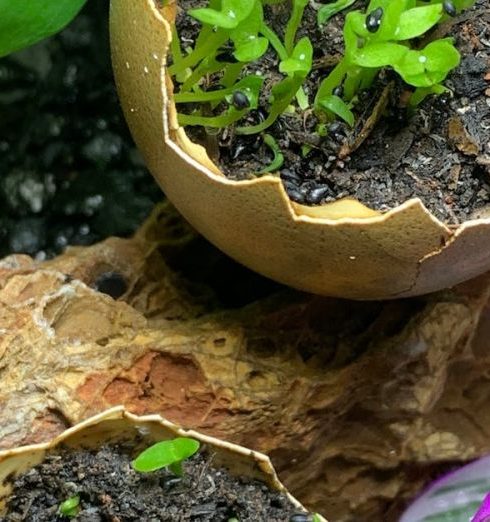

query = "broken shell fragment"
[0,407,323,519]
[109,0,490,300]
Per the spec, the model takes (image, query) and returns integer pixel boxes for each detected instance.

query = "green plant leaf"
[189,0,257,29]
[318,94,355,126]
[395,39,460,87]
[318,0,356,26]
[423,38,461,73]
[0,0,87,58]
[58,495,80,518]
[394,4,443,40]
[373,0,412,41]
[353,42,408,68]
[234,36,269,61]
[175,75,263,104]
[279,37,313,76]
[132,438,200,473]
[231,0,269,61]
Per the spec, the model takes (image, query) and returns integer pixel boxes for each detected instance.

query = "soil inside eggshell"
[173,0,490,224]
[2,443,306,522]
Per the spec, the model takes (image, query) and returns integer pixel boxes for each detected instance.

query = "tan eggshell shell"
[0,407,317,518]
[109,0,490,300]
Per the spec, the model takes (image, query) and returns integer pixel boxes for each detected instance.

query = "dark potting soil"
[174,0,490,224]
[0,1,162,260]
[2,444,306,522]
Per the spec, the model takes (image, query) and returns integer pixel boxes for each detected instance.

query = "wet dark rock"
[287,188,305,203]
[306,186,331,205]
[0,2,162,259]
[281,169,302,184]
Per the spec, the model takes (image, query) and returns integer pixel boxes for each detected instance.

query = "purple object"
[472,493,490,522]
[400,455,490,522]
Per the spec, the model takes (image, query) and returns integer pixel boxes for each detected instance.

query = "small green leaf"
[234,36,269,62]
[0,0,87,58]
[366,0,392,12]
[58,495,80,519]
[423,38,461,73]
[279,37,313,76]
[317,0,356,26]
[395,39,460,87]
[318,94,355,126]
[343,12,365,55]
[189,0,256,29]
[395,4,443,40]
[353,42,408,68]
[231,1,269,61]
[373,0,412,41]
[132,438,200,473]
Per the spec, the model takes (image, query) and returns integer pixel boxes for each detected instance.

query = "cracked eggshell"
[0,407,316,518]
[109,0,490,300]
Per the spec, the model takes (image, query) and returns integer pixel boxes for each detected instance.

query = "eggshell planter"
[0,407,321,519]
[109,0,490,300]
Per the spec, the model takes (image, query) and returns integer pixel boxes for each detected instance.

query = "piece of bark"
[1,203,490,521]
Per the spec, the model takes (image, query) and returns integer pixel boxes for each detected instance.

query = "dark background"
[0,1,162,259]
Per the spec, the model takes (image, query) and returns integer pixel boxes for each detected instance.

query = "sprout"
[261,134,284,173]
[131,437,200,476]
[170,0,474,140]
[314,0,472,125]
[58,495,80,519]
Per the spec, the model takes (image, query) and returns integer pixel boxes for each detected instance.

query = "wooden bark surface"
[1,203,490,521]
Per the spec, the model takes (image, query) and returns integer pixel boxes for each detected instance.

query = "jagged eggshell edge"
[0,406,320,518]
[109,0,490,300]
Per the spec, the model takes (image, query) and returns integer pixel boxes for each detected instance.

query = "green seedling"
[169,0,473,156]
[261,134,284,173]
[315,0,473,124]
[177,75,264,128]
[58,495,80,519]
[285,0,309,54]
[131,437,200,476]
[317,0,356,25]
[0,0,87,58]
[236,36,313,135]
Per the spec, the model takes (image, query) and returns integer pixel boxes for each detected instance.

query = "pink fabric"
[472,493,490,522]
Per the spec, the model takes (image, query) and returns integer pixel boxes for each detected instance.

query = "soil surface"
[2,444,305,522]
[175,0,490,224]
[0,1,162,259]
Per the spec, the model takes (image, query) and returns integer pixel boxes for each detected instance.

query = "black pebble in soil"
[3,444,306,522]
[0,2,162,260]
